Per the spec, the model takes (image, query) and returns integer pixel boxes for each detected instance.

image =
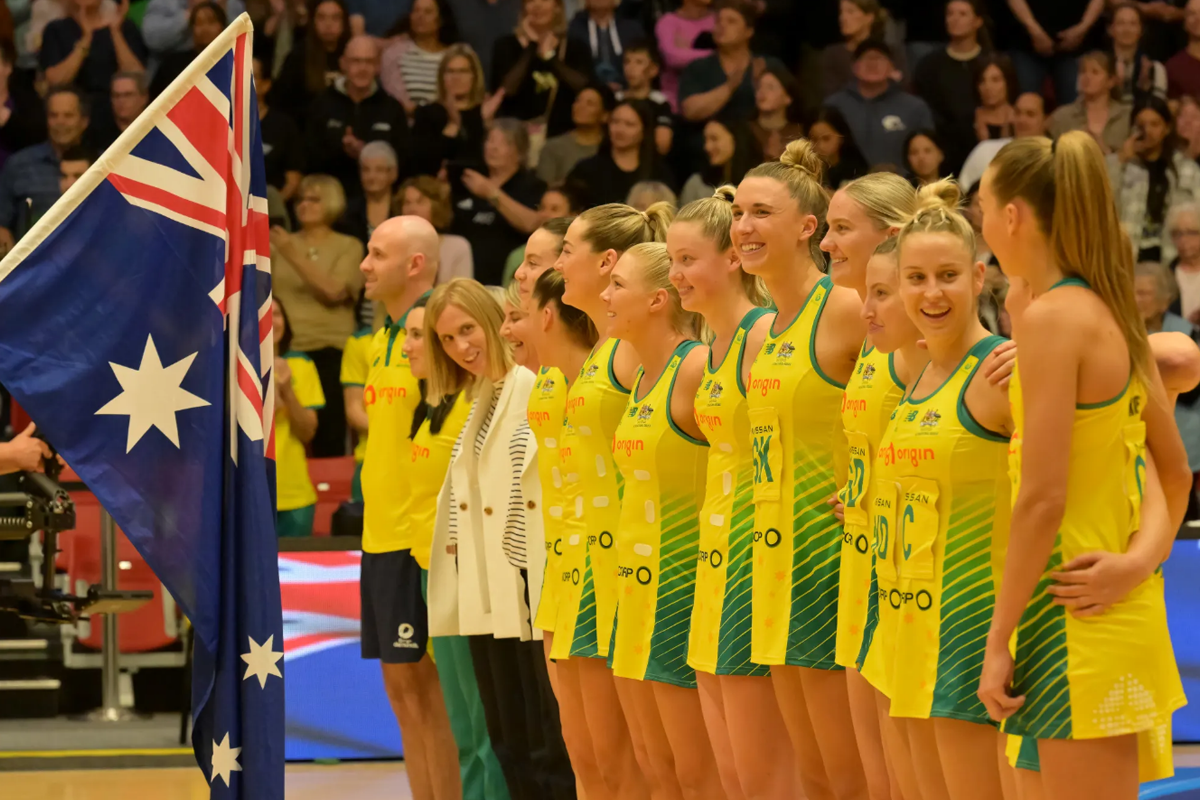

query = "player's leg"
[846,668,892,800]
[720,673,798,799]
[797,666,870,800]
[931,718,1005,800]
[902,718,950,800]
[875,691,919,800]
[654,680,726,800]
[551,656,607,798]
[1038,736,1139,800]
[615,674,681,800]
[771,665,837,800]
[577,656,651,799]
[696,672,746,800]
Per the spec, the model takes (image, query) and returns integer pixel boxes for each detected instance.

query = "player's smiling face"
[898,231,984,341]
[403,307,430,378]
[732,177,816,277]
[862,251,920,354]
[667,219,737,314]
[822,189,890,292]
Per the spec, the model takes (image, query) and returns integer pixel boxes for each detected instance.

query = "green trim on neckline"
[768,276,825,339]
[1077,372,1132,410]
[1050,276,1090,291]
[666,341,708,446]
[808,277,847,390]
[955,335,1010,443]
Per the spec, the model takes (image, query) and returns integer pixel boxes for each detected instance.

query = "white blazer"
[428,365,546,641]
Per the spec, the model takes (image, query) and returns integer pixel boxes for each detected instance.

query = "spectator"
[749,62,804,161]
[452,118,544,285]
[305,35,409,200]
[150,1,226,99]
[409,44,501,177]
[0,39,46,172]
[1005,0,1104,104]
[1167,0,1200,100]
[1179,94,1200,162]
[626,179,677,210]
[379,0,460,115]
[1109,96,1200,265]
[271,297,323,538]
[501,185,581,280]
[825,40,934,168]
[1110,2,1167,104]
[91,69,147,150]
[821,0,904,98]
[615,42,673,155]
[809,104,868,188]
[253,55,304,202]
[567,97,674,206]
[536,84,610,185]
[446,0,520,87]
[270,174,365,457]
[58,143,95,194]
[972,54,1018,144]
[142,0,245,56]
[40,0,147,131]
[345,0,406,37]
[338,140,399,248]
[1047,51,1131,154]
[567,0,645,89]
[958,91,1046,191]
[400,174,476,284]
[903,129,945,186]
[679,116,759,203]
[492,0,594,141]
[0,85,89,250]
[912,0,990,173]
[271,0,351,120]
[654,0,714,112]
[1168,202,1200,321]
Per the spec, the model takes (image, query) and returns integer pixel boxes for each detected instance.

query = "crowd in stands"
[3,0,1200,524]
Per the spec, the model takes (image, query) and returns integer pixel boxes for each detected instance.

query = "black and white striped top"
[399,45,444,107]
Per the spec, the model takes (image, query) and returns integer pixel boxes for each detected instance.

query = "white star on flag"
[210,732,242,787]
[95,334,210,453]
[241,634,283,689]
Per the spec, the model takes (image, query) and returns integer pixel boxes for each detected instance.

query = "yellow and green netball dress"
[1006,279,1184,780]
[610,341,708,685]
[408,395,473,569]
[865,335,1010,721]
[530,366,569,632]
[688,308,771,676]
[749,276,848,669]
[835,342,906,670]
[550,339,631,660]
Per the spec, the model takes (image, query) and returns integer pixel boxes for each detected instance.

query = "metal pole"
[85,510,135,722]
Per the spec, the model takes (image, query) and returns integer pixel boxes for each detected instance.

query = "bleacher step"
[0,677,60,719]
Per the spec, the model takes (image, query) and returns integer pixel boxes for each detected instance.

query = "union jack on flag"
[0,15,283,798]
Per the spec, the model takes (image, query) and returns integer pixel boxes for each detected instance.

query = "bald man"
[356,217,510,800]
[305,35,409,199]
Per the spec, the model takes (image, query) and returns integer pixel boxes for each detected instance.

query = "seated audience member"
[142,0,244,56]
[1177,95,1200,162]
[912,0,991,172]
[679,116,760,203]
[270,174,365,457]
[379,0,459,114]
[971,54,1018,144]
[627,180,677,210]
[1047,51,1131,154]
[271,297,324,539]
[492,0,594,140]
[568,0,645,88]
[809,104,868,189]
[254,56,304,202]
[1110,2,1168,104]
[501,184,583,281]
[750,62,804,161]
[903,129,945,187]
[958,91,1046,192]
[821,0,904,98]
[410,44,498,178]
[567,97,674,207]
[0,39,46,171]
[91,70,147,150]
[271,0,351,121]
[1168,0,1200,100]
[1168,202,1200,322]
[536,84,611,186]
[0,86,89,251]
[616,42,673,154]
[654,0,715,111]
[1109,97,1200,265]
[1006,0,1104,105]
[150,2,225,99]
[825,39,934,168]
[338,141,399,249]
[452,118,544,286]
[58,144,96,195]
[40,0,146,132]
[306,35,409,200]
[400,174,475,284]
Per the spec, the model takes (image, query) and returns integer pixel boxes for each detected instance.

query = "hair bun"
[913,177,962,215]
[712,185,736,203]
[779,138,826,184]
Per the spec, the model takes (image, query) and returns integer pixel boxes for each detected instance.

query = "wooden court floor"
[0,761,414,799]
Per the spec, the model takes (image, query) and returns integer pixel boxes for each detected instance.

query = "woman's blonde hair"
[577,201,676,254]
[988,131,1149,380]
[436,44,485,106]
[623,243,699,337]
[299,174,347,225]
[675,186,770,307]
[896,178,976,255]
[743,139,830,264]
[841,172,918,232]
[425,278,515,405]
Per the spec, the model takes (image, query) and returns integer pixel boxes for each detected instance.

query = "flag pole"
[83,510,139,722]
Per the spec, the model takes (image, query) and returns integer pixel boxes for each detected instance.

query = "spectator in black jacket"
[271,0,351,121]
[410,43,504,177]
[567,97,674,206]
[305,35,409,200]
[0,39,45,172]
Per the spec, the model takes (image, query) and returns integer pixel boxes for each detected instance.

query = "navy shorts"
[360,549,429,664]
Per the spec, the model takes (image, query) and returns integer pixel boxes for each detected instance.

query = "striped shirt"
[400,44,445,107]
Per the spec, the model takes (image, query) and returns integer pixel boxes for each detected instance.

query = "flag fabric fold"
[0,15,284,798]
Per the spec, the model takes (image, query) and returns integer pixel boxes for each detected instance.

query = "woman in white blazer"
[425,278,575,800]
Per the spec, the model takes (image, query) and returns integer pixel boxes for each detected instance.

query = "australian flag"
[0,15,283,799]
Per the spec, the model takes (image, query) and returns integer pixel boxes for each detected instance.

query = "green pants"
[422,571,510,800]
[351,461,363,504]
[277,505,315,537]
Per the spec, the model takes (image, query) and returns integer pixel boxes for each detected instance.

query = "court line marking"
[0,748,193,759]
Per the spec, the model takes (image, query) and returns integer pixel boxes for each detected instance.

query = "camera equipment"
[0,435,152,623]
